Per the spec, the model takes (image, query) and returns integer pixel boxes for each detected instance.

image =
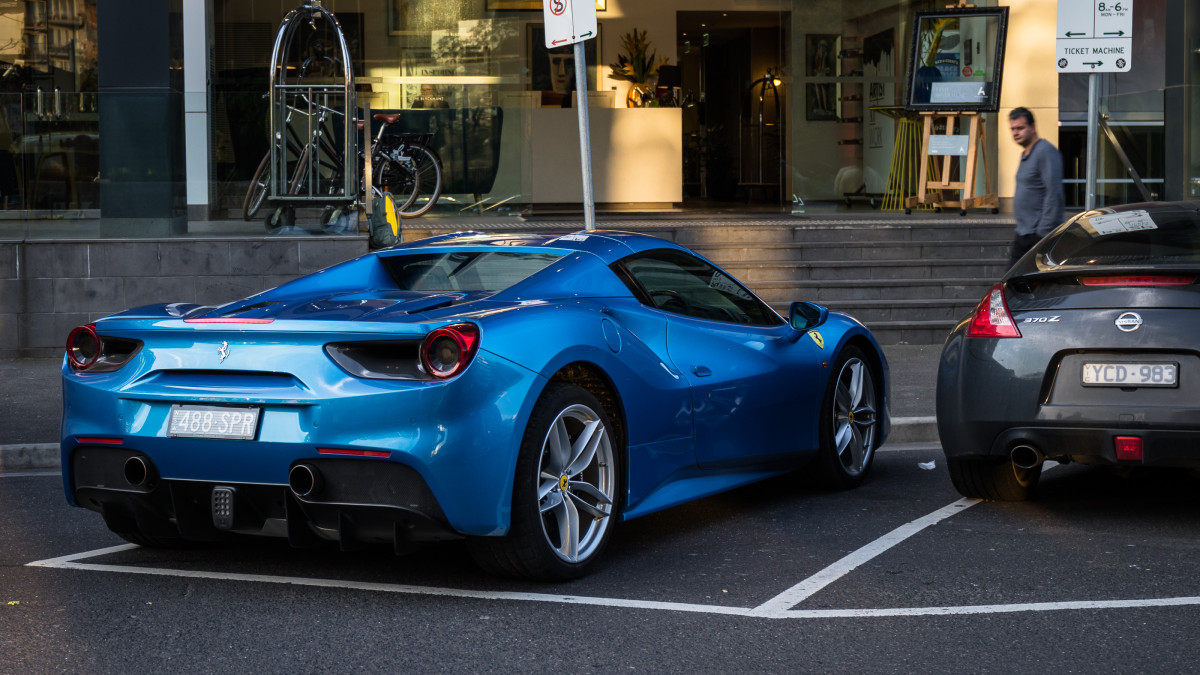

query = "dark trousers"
[1008,232,1042,268]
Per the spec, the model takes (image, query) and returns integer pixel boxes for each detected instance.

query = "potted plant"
[608,28,669,107]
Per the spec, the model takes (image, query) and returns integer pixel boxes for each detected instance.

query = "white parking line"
[749,498,980,617]
[29,479,1198,619]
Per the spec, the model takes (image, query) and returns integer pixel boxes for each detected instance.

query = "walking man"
[1007,107,1064,267]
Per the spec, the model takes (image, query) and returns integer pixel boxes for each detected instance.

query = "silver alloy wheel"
[832,357,878,475]
[536,403,615,563]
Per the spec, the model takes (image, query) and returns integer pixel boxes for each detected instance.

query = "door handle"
[691,365,712,377]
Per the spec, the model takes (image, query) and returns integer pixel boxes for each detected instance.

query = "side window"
[614,250,782,326]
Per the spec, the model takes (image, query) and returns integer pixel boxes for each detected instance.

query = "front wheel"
[811,346,880,489]
[468,383,619,580]
[947,457,1040,501]
[242,153,271,220]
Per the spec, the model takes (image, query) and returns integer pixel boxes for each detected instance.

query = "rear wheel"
[399,145,442,218]
[242,153,271,220]
[468,383,619,580]
[811,346,879,489]
[947,457,1040,501]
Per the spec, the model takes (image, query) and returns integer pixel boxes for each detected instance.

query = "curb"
[887,416,939,446]
[0,418,939,473]
[0,443,59,472]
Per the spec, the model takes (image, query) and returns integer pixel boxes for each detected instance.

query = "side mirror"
[789,301,829,331]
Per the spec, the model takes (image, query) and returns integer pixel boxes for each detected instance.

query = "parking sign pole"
[543,0,597,230]
[1085,73,1099,211]
[573,39,595,230]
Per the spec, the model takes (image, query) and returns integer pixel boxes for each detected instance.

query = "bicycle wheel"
[372,153,419,212]
[242,153,271,220]
[399,145,442,218]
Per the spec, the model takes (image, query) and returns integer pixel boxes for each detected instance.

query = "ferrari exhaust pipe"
[123,455,155,488]
[289,464,323,498]
[1010,444,1045,470]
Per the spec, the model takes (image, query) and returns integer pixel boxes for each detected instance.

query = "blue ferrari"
[61,231,889,579]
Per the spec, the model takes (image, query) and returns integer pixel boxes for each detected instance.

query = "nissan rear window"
[380,251,565,292]
[1043,208,1200,266]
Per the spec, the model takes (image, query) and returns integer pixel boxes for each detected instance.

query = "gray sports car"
[937,201,1200,500]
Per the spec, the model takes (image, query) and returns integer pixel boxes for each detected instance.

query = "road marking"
[749,497,980,617]
[31,477,1200,620]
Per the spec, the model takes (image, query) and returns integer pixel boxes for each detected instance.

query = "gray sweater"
[1013,138,1064,237]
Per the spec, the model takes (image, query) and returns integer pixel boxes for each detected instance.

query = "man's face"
[1009,117,1036,148]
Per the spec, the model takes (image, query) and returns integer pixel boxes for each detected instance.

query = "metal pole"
[573,40,596,231]
[1085,72,1099,211]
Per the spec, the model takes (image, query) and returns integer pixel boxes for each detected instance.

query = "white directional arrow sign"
[1056,0,1133,72]
[543,0,597,49]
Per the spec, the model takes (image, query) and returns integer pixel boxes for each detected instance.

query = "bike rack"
[265,0,358,230]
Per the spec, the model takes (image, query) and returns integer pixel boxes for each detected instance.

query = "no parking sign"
[542,0,597,48]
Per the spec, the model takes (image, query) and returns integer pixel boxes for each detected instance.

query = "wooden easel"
[904,111,998,215]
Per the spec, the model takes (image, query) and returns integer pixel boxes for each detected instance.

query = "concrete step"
[722,259,1010,282]
[857,320,956,346]
[692,239,1011,262]
[752,278,993,303]
[768,297,973,324]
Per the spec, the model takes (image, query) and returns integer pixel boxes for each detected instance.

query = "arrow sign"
[543,0,598,49]
[1056,0,1132,72]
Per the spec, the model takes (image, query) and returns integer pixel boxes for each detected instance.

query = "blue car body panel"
[61,230,889,541]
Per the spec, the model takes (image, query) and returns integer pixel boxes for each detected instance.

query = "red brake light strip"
[1079,276,1194,287]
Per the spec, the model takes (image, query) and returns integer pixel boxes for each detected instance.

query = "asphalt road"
[6,449,1200,672]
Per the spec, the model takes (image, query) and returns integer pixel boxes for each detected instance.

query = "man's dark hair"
[1009,107,1035,126]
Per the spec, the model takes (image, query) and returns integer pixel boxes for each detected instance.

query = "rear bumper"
[985,426,1200,468]
[71,445,460,549]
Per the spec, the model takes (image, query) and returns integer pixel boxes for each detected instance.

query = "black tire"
[242,153,271,220]
[947,457,1040,501]
[810,346,880,489]
[372,154,420,212]
[467,382,619,580]
[399,145,442,218]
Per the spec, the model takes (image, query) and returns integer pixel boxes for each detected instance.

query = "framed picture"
[904,7,1009,112]
[528,23,600,93]
[487,0,606,10]
[806,34,838,78]
[806,83,838,121]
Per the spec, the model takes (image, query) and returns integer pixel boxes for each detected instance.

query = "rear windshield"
[379,251,564,292]
[1043,207,1200,266]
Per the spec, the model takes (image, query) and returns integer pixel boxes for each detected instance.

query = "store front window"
[0,0,99,240]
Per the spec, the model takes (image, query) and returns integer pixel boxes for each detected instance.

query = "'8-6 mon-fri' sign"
[1056,0,1133,72]
[543,0,597,48]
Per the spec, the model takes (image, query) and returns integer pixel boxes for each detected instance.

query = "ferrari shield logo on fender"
[808,330,825,349]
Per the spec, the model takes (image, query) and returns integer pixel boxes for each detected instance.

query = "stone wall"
[1,237,369,358]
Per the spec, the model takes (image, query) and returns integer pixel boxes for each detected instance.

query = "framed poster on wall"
[904,6,1008,112]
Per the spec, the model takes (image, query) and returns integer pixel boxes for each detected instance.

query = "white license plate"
[168,405,261,440]
[1081,362,1179,387]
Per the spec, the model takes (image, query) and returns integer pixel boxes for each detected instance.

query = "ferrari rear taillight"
[966,283,1022,338]
[66,324,100,370]
[66,324,143,372]
[1079,275,1195,287]
[421,323,480,379]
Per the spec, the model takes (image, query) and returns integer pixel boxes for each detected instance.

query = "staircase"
[643,218,1013,345]
[406,214,1015,345]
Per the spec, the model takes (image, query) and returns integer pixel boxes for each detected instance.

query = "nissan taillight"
[966,283,1022,338]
